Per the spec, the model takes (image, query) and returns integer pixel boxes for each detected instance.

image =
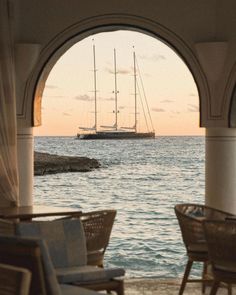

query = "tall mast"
[113,48,118,131]
[133,48,137,133]
[92,40,97,132]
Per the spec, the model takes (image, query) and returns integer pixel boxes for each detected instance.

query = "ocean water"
[34,136,205,278]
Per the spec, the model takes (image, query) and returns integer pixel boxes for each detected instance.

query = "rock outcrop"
[34,152,100,175]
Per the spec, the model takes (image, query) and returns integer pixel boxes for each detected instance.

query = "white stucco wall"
[13,0,236,129]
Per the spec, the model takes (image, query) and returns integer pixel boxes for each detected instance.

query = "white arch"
[20,14,209,127]
[227,63,236,126]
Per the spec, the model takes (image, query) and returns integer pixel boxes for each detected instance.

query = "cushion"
[60,284,100,295]
[188,207,204,218]
[56,265,125,284]
[214,262,236,273]
[16,219,87,268]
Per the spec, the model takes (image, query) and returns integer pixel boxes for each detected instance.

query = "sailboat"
[77,45,155,140]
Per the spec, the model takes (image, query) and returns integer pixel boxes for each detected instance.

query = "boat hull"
[77,131,155,140]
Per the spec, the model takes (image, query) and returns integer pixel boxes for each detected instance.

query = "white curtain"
[0,0,19,206]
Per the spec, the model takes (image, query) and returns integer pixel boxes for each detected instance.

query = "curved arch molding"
[229,85,236,127]
[21,14,210,127]
[227,61,236,127]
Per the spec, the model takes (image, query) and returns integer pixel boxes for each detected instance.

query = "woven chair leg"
[201,261,208,294]
[179,260,193,295]
[228,284,232,295]
[116,280,124,295]
[210,280,220,295]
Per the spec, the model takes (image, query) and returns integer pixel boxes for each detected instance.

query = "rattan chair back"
[175,203,233,251]
[174,203,233,295]
[0,263,31,295]
[203,220,236,295]
[80,209,117,266]
[204,220,236,272]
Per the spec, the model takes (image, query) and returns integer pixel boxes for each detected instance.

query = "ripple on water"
[34,136,205,278]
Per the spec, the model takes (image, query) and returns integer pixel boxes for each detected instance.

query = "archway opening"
[34,29,204,279]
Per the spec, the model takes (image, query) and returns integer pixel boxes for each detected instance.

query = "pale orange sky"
[34,30,204,136]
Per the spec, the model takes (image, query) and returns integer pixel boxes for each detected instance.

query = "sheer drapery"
[0,0,19,206]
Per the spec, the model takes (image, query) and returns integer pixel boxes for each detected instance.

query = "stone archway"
[22,14,208,128]
[18,13,209,206]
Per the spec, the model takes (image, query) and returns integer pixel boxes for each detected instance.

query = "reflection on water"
[34,136,205,278]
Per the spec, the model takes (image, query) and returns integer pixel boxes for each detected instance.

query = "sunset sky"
[34,30,204,136]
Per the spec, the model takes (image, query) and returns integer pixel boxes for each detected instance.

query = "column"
[15,43,41,206]
[17,126,34,206]
[205,128,236,214]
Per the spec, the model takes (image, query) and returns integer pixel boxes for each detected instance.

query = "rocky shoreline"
[34,152,100,176]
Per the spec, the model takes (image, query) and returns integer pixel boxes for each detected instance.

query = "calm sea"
[34,136,205,278]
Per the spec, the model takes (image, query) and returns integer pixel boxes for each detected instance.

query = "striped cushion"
[56,265,125,284]
[16,219,87,268]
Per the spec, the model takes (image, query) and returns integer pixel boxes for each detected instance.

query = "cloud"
[160,99,174,103]
[189,93,197,97]
[75,95,115,102]
[104,67,131,75]
[97,96,115,101]
[171,111,181,114]
[74,94,93,101]
[102,97,115,101]
[139,54,166,62]
[118,68,131,75]
[45,84,58,90]
[152,107,165,112]
[63,112,71,116]
[188,104,199,112]
[43,95,65,98]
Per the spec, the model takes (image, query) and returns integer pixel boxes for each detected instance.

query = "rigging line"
[135,56,155,132]
[136,80,150,132]
[92,39,98,132]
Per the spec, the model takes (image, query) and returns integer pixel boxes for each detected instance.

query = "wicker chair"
[174,203,234,295]
[15,218,125,295]
[0,217,124,294]
[80,209,117,267]
[0,209,116,268]
[0,263,31,295]
[203,220,236,295]
[0,236,101,295]
[0,210,121,287]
